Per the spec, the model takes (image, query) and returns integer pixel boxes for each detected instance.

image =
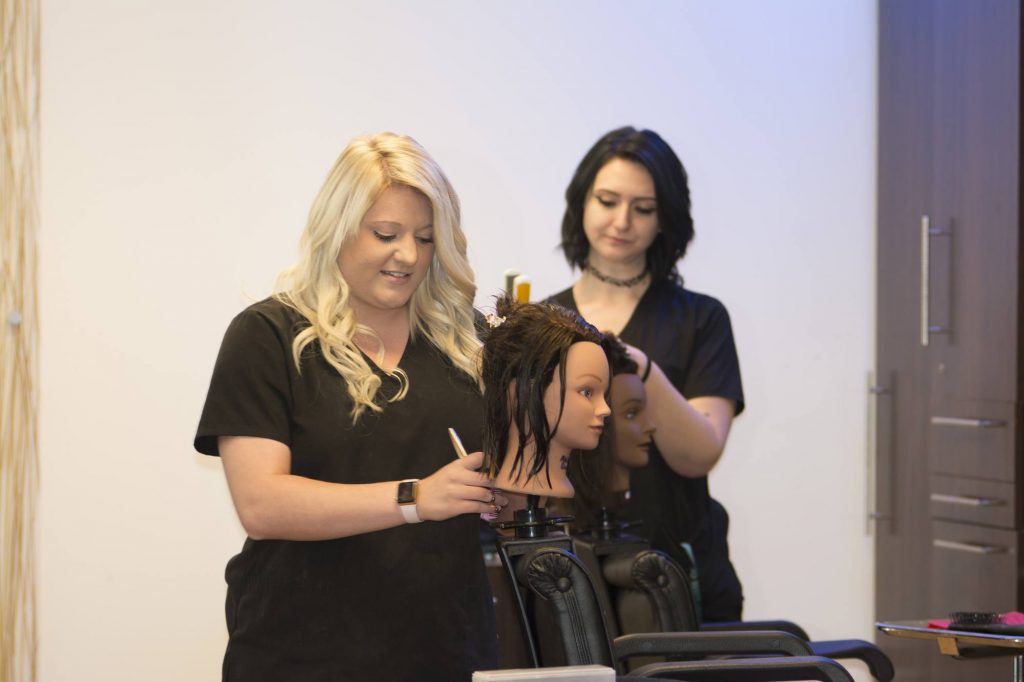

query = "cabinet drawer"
[929,474,1017,529]
[929,520,1018,615]
[927,399,1016,482]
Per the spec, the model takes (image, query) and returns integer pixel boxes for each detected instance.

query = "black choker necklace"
[583,261,649,287]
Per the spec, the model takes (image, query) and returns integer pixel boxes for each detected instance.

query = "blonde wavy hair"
[275,132,481,421]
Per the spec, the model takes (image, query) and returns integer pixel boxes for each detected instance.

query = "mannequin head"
[481,296,610,497]
[565,334,656,525]
[606,372,656,482]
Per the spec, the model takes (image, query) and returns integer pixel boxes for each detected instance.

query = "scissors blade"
[448,427,469,459]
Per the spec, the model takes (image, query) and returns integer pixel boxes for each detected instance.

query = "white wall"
[38,2,877,679]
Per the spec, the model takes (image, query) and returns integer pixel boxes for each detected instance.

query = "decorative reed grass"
[0,0,40,679]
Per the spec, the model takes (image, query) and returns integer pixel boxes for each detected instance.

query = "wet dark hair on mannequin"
[559,126,694,283]
[481,295,604,486]
[564,333,638,528]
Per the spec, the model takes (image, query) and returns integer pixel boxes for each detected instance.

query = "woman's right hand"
[620,341,649,378]
[416,451,506,521]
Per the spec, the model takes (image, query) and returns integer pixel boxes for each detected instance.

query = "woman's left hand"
[621,342,648,377]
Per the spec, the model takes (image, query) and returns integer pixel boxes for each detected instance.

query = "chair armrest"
[700,619,811,641]
[613,630,813,661]
[628,654,855,681]
[809,639,894,682]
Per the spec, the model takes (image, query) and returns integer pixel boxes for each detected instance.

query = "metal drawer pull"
[920,215,951,346]
[930,493,1005,507]
[930,416,1007,429]
[933,539,1008,554]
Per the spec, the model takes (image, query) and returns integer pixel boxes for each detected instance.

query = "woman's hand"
[615,344,736,477]
[621,342,649,378]
[219,437,509,540]
[417,451,508,521]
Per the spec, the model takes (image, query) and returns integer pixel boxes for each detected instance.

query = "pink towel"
[927,612,1024,629]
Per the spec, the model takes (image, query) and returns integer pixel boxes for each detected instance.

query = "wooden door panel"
[927,520,1018,682]
[875,0,937,647]
[929,654,1012,682]
[928,0,1020,403]
[877,3,1023,682]
[930,473,1016,528]
[929,520,1017,614]
[927,398,1016,482]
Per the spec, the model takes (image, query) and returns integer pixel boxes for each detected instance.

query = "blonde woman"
[195,133,499,680]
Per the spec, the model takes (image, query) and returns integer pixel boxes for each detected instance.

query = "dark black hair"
[564,333,638,529]
[559,126,694,283]
[480,295,604,486]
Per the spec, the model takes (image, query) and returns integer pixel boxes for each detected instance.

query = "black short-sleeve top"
[547,279,744,557]
[195,298,496,681]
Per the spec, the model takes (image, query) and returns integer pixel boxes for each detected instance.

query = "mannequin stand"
[583,507,640,541]
[492,494,576,667]
[493,494,573,539]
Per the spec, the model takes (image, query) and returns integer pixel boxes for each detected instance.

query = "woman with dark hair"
[480,295,610,513]
[547,126,746,622]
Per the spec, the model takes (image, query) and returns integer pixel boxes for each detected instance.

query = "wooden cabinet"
[875,1,1022,681]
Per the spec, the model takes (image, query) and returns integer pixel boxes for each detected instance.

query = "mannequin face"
[494,340,610,499]
[609,373,656,470]
[544,341,612,453]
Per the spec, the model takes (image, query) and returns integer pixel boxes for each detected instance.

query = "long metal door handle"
[930,493,1005,507]
[933,539,1008,554]
[866,373,893,533]
[866,372,877,534]
[920,215,951,346]
[930,416,1007,429]
[921,215,930,346]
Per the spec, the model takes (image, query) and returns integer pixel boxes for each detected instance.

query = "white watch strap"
[398,479,422,524]
[399,502,422,524]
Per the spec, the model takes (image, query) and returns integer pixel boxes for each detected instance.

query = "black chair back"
[574,533,700,637]
[514,545,616,668]
[603,549,699,635]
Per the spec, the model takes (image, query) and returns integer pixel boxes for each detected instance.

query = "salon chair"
[570,513,894,682]
[492,497,856,681]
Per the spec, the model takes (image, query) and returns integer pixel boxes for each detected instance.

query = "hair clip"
[485,313,506,329]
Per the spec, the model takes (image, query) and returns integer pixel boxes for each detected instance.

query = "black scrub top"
[548,279,746,621]
[195,297,497,681]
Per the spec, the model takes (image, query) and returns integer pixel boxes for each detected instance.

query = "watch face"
[397,480,417,505]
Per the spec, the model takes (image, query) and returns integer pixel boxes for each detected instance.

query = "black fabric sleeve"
[194,307,295,456]
[683,300,745,416]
